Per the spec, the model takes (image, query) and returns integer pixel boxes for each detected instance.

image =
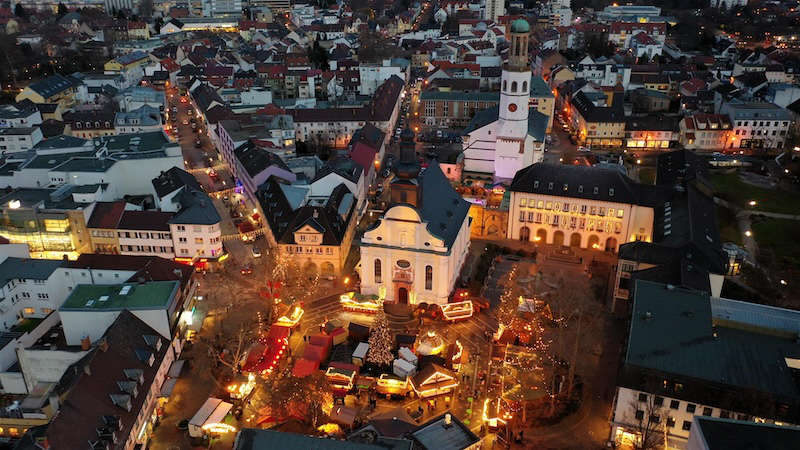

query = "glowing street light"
[748,200,757,207]
[780,279,788,286]
[745,230,752,237]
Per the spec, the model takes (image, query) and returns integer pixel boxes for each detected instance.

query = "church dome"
[510,19,530,34]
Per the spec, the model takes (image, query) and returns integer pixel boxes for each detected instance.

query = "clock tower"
[494,19,536,179]
[498,19,531,139]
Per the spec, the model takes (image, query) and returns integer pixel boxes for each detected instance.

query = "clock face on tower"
[508,103,517,112]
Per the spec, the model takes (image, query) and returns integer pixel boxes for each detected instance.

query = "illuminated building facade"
[507,164,659,252]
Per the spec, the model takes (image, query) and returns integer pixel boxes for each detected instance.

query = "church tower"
[494,19,535,179]
[498,19,531,139]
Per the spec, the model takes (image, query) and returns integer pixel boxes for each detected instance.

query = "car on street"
[251,246,262,258]
[182,119,189,125]
[578,146,591,153]
[194,140,202,148]
[240,265,253,275]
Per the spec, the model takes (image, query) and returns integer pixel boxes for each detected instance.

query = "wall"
[170,223,223,259]
[60,309,170,346]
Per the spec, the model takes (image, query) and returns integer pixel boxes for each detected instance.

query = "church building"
[462,19,548,180]
[359,129,471,306]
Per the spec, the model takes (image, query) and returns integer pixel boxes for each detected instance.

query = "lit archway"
[588,235,600,250]
[519,226,530,241]
[570,232,582,248]
[553,230,565,247]
[535,229,547,243]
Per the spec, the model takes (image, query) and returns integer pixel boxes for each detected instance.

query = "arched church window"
[511,81,517,92]
[522,81,528,92]
[503,80,507,91]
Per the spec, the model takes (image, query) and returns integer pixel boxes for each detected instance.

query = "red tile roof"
[87,201,126,229]
[118,210,172,231]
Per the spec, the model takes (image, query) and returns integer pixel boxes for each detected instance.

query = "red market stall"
[292,358,320,378]
[242,325,291,375]
[303,344,329,363]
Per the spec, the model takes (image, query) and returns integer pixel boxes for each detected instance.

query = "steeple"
[507,19,530,71]
[391,128,421,207]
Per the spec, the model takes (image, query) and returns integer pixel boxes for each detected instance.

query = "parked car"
[251,246,262,258]
[578,146,591,153]
[194,140,202,148]
[240,265,253,275]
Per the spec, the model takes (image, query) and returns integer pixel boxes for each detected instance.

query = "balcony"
[393,268,414,283]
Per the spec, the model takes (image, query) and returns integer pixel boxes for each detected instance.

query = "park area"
[711,172,800,215]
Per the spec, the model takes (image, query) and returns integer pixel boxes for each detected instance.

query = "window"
[425,266,432,290]
[511,81,517,92]
[720,411,730,419]
[654,396,663,406]
[650,415,660,424]
[666,417,676,428]
[686,404,696,413]
[522,81,528,92]
[682,421,692,431]
[503,80,507,91]
[702,407,712,416]
[194,238,203,244]
[178,237,187,243]
[638,393,648,402]
[635,410,644,420]
[374,259,382,284]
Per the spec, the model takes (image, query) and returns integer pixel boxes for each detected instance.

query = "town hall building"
[359,129,471,306]
[462,19,548,180]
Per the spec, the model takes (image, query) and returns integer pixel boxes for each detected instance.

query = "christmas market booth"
[325,362,359,393]
[340,292,382,314]
[410,364,458,399]
[241,324,290,376]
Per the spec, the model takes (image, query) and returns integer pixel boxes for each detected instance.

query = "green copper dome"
[510,19,530,33]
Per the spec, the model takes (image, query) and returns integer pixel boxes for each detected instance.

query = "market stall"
[189,397,234,438]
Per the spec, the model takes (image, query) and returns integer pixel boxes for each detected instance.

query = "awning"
[160,378,178,398]
[168,359,186,378]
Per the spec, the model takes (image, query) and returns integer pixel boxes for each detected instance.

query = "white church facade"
[359,130,471,306]
[463,19,547,180]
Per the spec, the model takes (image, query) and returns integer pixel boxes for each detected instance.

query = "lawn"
[751,218,800,267]
[11,318,43,333]
[716,204,741,245]
[711,173,800,215]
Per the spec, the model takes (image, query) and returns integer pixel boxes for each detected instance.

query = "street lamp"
[748,200,757,207]
[745,230,752,237]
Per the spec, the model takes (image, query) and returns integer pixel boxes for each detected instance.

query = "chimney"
[81,336,91,351]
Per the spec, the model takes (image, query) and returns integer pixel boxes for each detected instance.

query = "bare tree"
[627,393,667,450]
[263,370,334,428]
[197,309,261,392]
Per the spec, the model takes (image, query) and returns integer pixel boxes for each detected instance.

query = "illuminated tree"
[366,307,394,366]
[197,310,262,393]
[264,371,333,428]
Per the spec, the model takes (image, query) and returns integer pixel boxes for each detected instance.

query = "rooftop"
[0,257,63,289]
[234,429,390,450]
[409,413,480,450]
[60,281,179,311]
[626,280,800,400]
[692,416,800,450]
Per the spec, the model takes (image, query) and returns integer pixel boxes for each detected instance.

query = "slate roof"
[625,114,679,132]
[626,280,800,400]
[0,257,63,289]
[168,189,221,226]
[692,416,800,450]
[314,157,363,184]
[65,254,193,286]
[510,163,667,207]
[418,161,470,248]
[151,167,202,199]
[26,74,75,99]
[409,412,480,450]
[571,91,625,123]
[43,311,170,449]
[234,140,291,178]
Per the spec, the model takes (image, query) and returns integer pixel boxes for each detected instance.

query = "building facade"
[507,164,657,252]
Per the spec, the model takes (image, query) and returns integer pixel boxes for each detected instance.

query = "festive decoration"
[340,292,382,313]
[366,307,394,366]
[275,305,304,328]
[416,330,445,356]
[202,423,237,434]
[226,373,256,400]
[441,301,473,321]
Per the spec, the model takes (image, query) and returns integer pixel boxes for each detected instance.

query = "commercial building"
[610,280,800,449]
[360,131,471,306]
[0,127,44,153]
[568,91,626,148]
[114,105,163,135]
[507,164,661,252]
[0,103,43,128]
[624,115,680,150]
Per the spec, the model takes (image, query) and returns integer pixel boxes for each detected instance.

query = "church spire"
[507,19,530,71]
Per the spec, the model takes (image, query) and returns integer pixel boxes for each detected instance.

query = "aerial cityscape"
[0,0,795,448]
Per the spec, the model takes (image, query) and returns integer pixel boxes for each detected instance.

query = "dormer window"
[593,187,599,194]
[75,122,82,129]
[578,185,584,193]
[548,182,553,190]
[609,188,615,197]
[563,184,568,191]
[533,181,539,188]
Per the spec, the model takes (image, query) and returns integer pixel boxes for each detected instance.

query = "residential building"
[0,258,65,329]
[203,0,243,17]
[103,51,151,78]
[719,102,791,150]
[229,139,296,204]
[679,114,734,151]
[116,86,166,113]
[529,75,555,132]
[36,311,176,450]
[596,5,662,23]
[608,23,667,48]
[59,280,181,345]
[507,164,661,252]
[358,60,407,96]
[15,75,77,109]
[462,20,547,179]
[114,105,163,134]
[63,109,116,139]
[360,130,470,306]
[0,103,43,128]
[0,127,44,153]
[568,91,626,148]
[215,114,296,176]
[610,280,800,449]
